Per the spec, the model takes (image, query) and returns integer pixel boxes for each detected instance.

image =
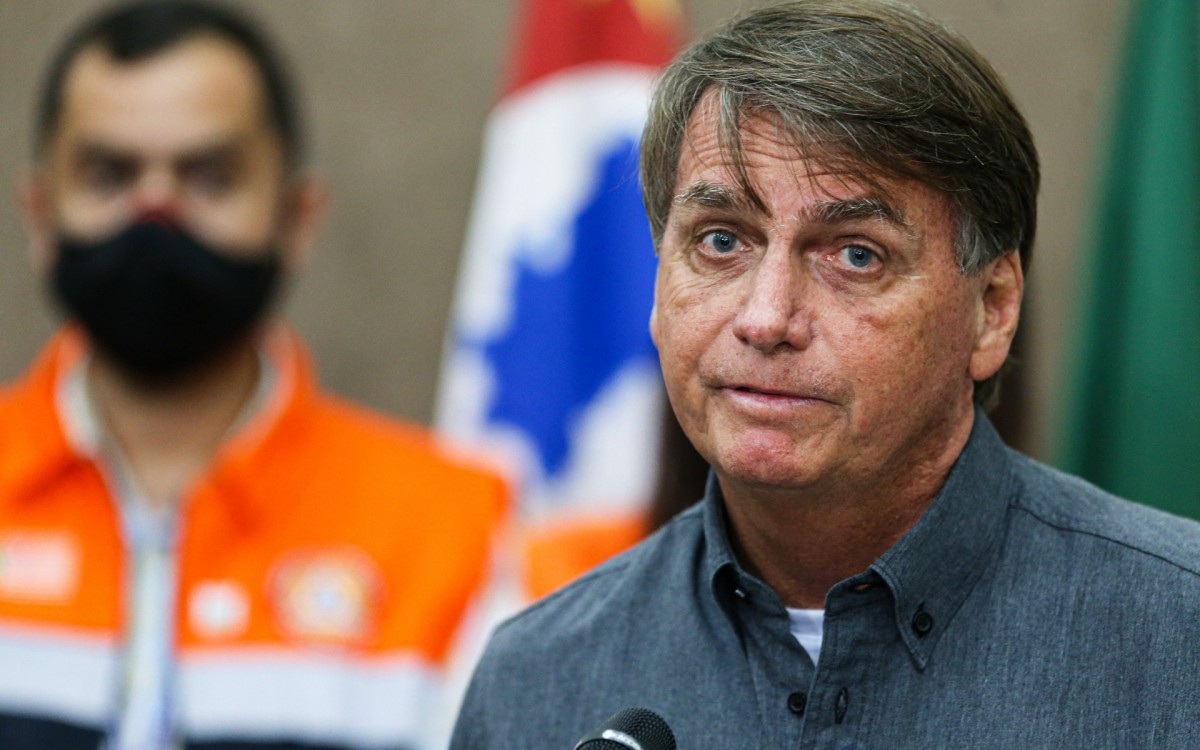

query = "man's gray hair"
[640,0,1039,408]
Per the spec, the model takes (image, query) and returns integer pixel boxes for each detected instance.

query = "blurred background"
[0,0,1132,463]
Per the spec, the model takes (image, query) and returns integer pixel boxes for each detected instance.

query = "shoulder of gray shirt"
[1006,449,1200,577]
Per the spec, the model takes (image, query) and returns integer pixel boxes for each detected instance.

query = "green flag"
[1059,0,1200,517]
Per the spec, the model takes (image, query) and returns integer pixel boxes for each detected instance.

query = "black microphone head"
[573,707,676,750]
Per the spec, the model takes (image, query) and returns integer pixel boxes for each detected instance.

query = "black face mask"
[52,220,282,383]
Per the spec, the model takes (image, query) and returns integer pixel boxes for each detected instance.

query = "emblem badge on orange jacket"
[268,548,382,645]
[189,580,251,639]
[0,530,80,604]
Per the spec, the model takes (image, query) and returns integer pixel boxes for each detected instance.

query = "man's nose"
[131,170,183,227]
[731,247,813,352]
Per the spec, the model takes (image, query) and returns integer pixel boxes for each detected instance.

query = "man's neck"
[719,409,976,609]
[87,340,263,511]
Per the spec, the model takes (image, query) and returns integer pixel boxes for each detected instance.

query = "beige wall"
[0,0,1128,460]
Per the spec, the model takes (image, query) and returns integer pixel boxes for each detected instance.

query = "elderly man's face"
[651,94,1018,500]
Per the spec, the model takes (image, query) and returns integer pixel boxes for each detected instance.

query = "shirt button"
[835,687,849,724]
[787,692,807,715]
[912,607,934,637]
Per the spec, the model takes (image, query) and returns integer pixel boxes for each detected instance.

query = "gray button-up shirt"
[451,415,1200,749]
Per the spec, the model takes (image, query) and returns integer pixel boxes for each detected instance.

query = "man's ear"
[277,173,328,274]
[16,169,57,275]
[969,250,1024,382]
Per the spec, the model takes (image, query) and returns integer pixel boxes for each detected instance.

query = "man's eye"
[700,230,741,255]
[188,165,236,195]
[839,244,879,269]
[81,161,133,193]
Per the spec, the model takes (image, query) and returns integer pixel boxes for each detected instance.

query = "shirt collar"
[2,325,317,533]
[701,471,740,595]
[870,410,1013,669]
[177,325,316,532]
[55,339,282,535]
[702,409,1014,669]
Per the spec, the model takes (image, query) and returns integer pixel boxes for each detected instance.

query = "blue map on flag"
[479,138,659,480]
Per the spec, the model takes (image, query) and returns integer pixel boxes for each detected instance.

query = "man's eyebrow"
[73,141,137,163]
[806,196,910,230]
[177,140,245,167]
[674,182,912,231]
[673,180,759,214]
[70,136,248,166]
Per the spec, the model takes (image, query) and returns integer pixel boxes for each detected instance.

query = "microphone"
[573,707,676,750]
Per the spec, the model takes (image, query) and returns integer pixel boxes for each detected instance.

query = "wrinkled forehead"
[674,89,905,218]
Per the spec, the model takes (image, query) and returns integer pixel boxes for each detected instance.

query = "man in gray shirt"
[450,2,1200,747]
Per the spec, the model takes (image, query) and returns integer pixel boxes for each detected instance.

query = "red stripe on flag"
[505,0,682,96]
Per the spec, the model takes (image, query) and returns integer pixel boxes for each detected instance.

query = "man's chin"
[93,332,258,392]
[712,439,839,496]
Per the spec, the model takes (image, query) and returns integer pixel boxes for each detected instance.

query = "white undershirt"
[786,607,825,667]
[57,352,276,750]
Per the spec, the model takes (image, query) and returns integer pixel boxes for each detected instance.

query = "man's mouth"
[732,385,801,398]
[720,382,838,409]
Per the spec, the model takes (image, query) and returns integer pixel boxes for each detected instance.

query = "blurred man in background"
[0,2,506,749]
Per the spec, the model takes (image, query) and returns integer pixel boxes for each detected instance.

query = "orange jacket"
[0,329,508,749]
[519,512,646,600]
